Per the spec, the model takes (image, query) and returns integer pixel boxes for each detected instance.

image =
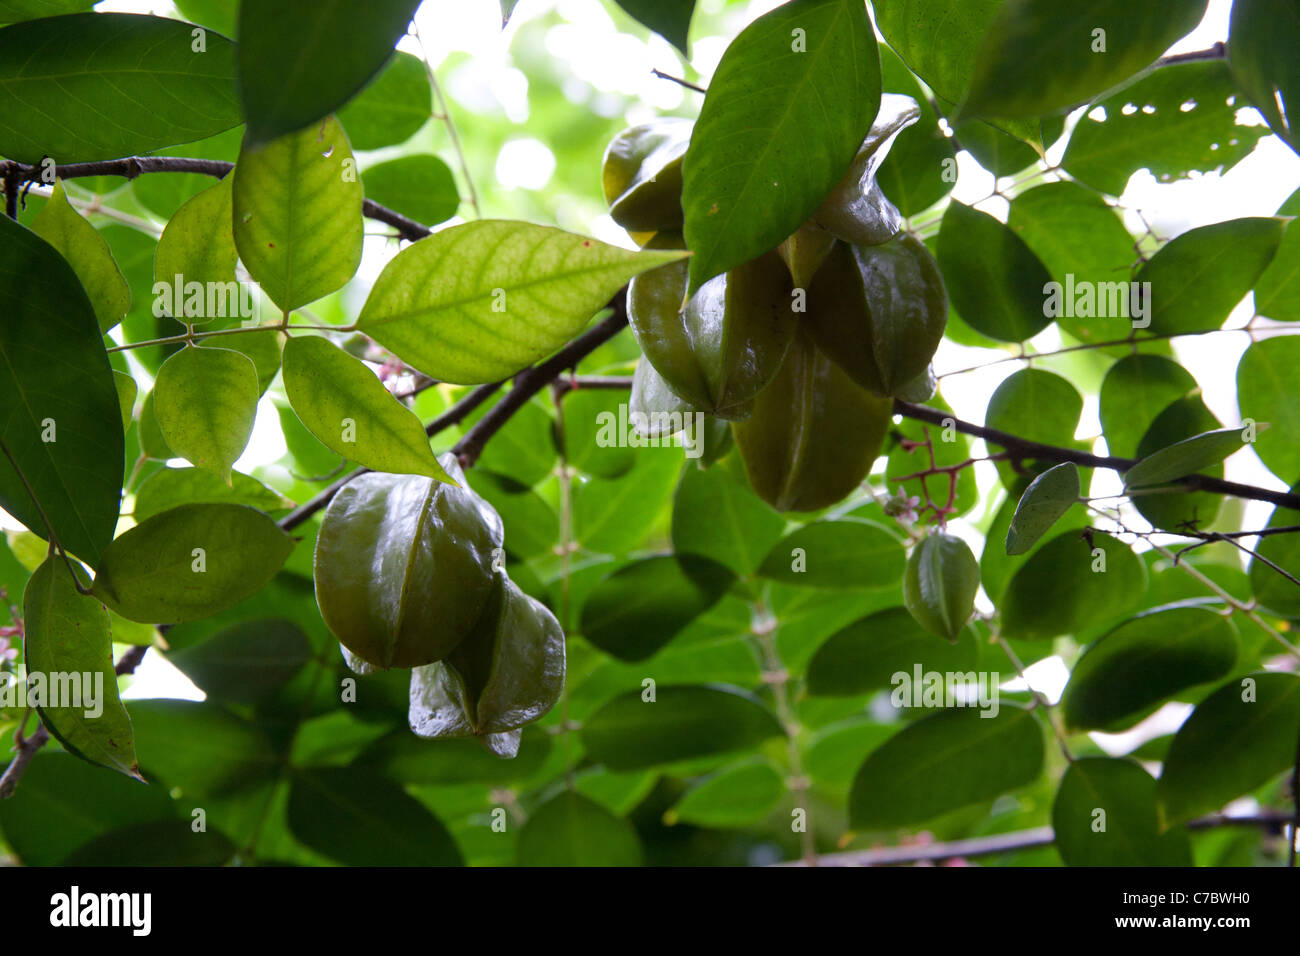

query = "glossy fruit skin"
[602,118,692,233]
[903,532,980,642]
[629,241,796,420]
[733,328,892,512]
[409,575,565,738]
[813,94,920,245]
[802,233,948,396]
[314,455,504,669]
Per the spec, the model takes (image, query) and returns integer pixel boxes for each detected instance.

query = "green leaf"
[1062,605,1239,731]
[362,155,460,227]
[1237,336,1300,483]
[681,0,881,292]
[806,605,979,697]
[1228,0,1300,153]
[871,0,1000,109]
[903,532,979,641]
[1132,393,1224,531]
[1124,426,1252,489]
[961,0,1207,120]
[463,471,558,561]
[1157,672,1300,826]
[1137,217,1286,336]
[232,115,364,313]
[580,555,734,661]
[337,51,431,150]
[357,220,685,383]
[573,446,681,554]
[666,759,784,827]
[287,767,463,866]
[30,181,129,333]
[0,13,239,163]
[1006,463,1080,556]
[1061,61,1268,196]
[1249,487,1300,618]
[0,754,175,866]
[0,214,123,568]
[112,371,137,436]
[986,368,1083,491]
[1255,212,1300,323]
[153,174,238,324]
[127,698,279,795]
[517,790,641,866]
[758,519,904,589]
[91,503,294,624]
[1000,530,1146,639]
[139,389,176,461]
[1053,758,1193,867]
[237,0,421,144]
[611,0,695,54]
[63,820,237,867]
[1099,354,1197,458]
[581,683,783,771]
[22,558,140,779]
[848,704,1044,829]
[0,1,95,23]
[282,335,452,481]
[1007,181,1138,343]
[168,618,313,706]
[876,46,956,217]
[133,467,291,524]
[154,345,259,484]
[671,462,785,577]
[936,201,1054,342]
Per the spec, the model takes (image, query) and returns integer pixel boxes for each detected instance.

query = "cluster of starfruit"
[314,454,563,757]
[604,95,948,512]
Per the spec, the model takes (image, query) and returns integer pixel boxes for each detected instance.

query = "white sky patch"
[495,137,557,190]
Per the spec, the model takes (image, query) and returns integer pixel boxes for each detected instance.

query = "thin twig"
[651,68,706,94]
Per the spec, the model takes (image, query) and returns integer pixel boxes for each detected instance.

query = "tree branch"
[780,810,1293,866]
[893,400,1300,511]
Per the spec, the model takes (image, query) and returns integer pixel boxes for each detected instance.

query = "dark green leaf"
[666,759,784,827]
[168,618,313,706]
[1062,605,1239,731]
[237,0,421,143]
[611,0,695,54]
[681,0,881,292]
[581,683,783,771]
[962,0,1207,120]
[1098,354,1197,458]
[287,767,463,865]
[1061,61,1269,196]
[0,214,123,568]
[1053,758,1192,866]
[806,605,979,697]
[986,368,1083,491]
[671,462,784,576]
[92,503,294,624]
[1137,217,1285,336]
[580,555,734,661]
[1157,672,1300,826]
[337,51,431,150]
[849,704,1044,829]
[758,519,904,589]
[0,13,239,162]
[1228,0,1300,153]
[1000,530,1146,639]
[1236,336,1300,482]
[127,698,279,795]
[1006,462,1080,556]
[936,201,1054,342]
[1124,426,1252,488]
[0,1,95,22]
[517,790,641,866]
[63,820,237,867]
[1132,393,1224,531]
[362,155,459,227]
[876,46,956,217]
[1249,488,1300,618]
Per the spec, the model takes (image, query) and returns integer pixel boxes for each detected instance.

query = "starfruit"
[314,454,504,668]
[628,242,796,420]
[802,233,948,396]
[409,574,564,740]
[602,118,692,234]
[630,355,700,437]
[903,532,980,642]
[733,328,892,512]
[813,94,921,246]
